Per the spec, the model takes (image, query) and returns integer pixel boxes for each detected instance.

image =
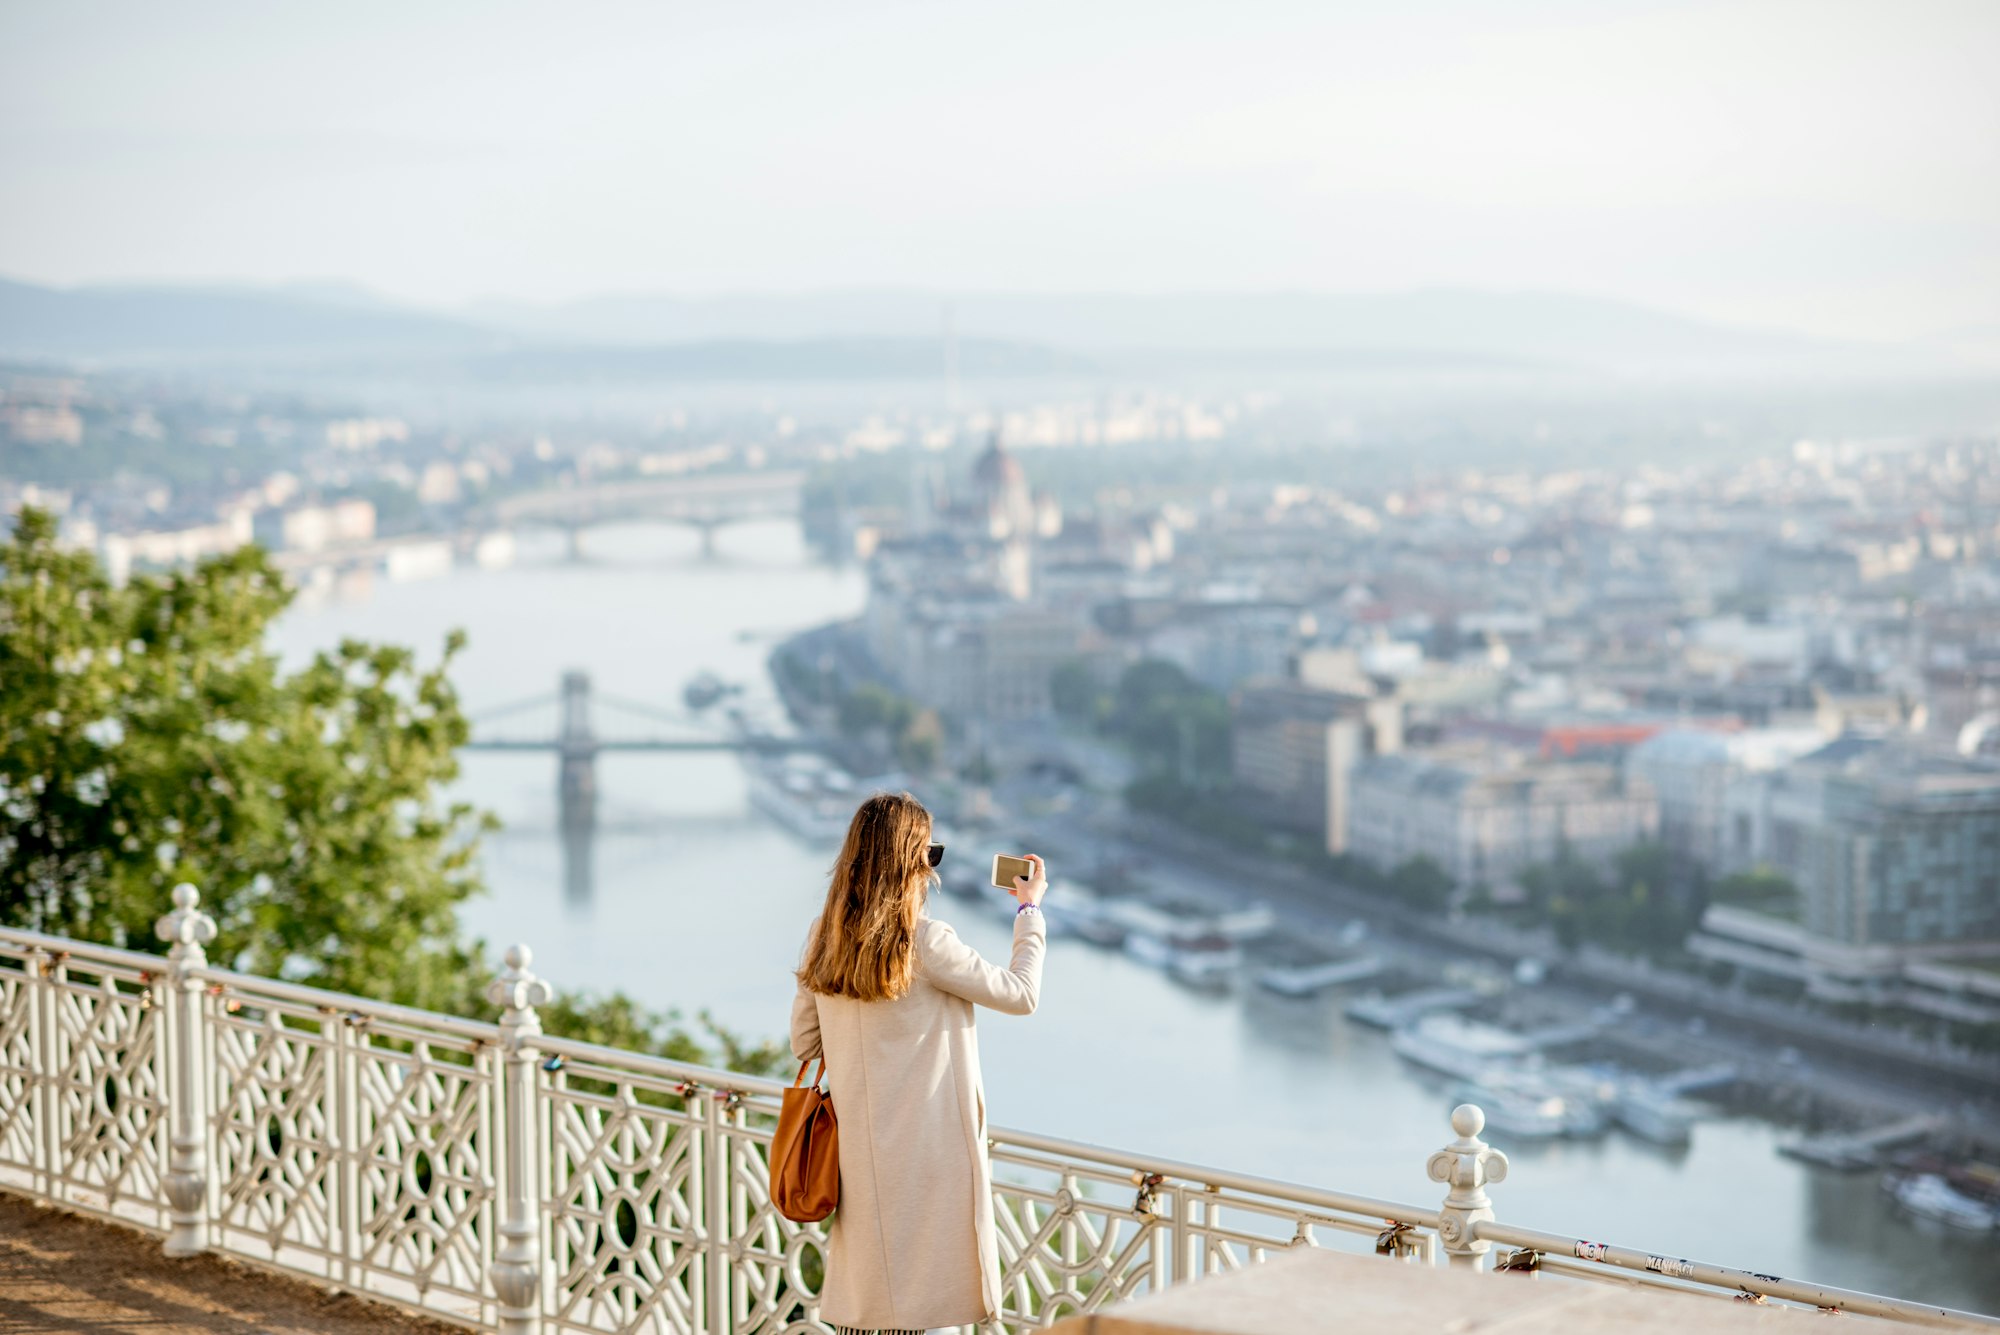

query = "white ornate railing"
[1,886,1996,1333]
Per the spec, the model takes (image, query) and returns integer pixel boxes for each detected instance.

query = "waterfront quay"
[1047,798,2000,1148]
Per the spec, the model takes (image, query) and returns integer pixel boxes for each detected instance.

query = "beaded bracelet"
[1015,901,1042,918]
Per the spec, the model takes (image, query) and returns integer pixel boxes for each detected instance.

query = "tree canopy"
[0,507,785,1078]
[1519,842,1705,958]
[1,507,488,1011]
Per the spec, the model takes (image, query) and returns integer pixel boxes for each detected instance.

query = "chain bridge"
[1,893,1993,1333]
[466,670,821,825]
[463,671,824,904]
[483,470,805,559]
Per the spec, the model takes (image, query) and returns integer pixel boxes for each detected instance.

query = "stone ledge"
[1046,1248,1834,1334]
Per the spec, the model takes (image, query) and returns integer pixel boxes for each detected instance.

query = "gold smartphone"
[990,854,1033,892]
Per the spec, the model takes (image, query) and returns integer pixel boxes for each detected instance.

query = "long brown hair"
[796,791,934,1001]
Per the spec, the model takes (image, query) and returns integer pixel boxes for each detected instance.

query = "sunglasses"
[927,843,946,868]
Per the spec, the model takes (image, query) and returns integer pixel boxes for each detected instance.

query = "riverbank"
[1048,800,2000,1155]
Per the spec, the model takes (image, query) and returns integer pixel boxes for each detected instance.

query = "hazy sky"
[2,0,1995,340]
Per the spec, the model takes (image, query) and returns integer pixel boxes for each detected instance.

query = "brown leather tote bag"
[772,1058,839,1222]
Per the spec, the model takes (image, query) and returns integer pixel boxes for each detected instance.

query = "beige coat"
[790,908,1046,1332]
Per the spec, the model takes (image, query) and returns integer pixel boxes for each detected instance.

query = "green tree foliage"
[1520,842,1705,958]
[0,508,787,1077]
[896,708,943,773]
[773,649,837,706]
[833,680,940,773]
[540,991,786,1076]
[1709,867,1800,921]
[1387,855,1454,913]
[1,508,488,1011]
[1105,660,1230,783]
[837,681,913,739]
[1049,658,1103,723]
[1122,773,1268,848]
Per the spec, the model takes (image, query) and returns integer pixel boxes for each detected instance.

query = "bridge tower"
[557,670,597,843]
[689,515,723,560]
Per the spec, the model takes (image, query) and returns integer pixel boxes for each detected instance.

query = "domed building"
[971,432,1035,542]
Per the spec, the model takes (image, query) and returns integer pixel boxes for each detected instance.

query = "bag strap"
[793,1057,827,1087]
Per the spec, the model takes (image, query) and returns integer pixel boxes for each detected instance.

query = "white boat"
[1098,899,1182,944]
[1120,931,1240,986]
[1067,902,1129,948]
[1167,935,1241,989]
[1209,903,1276,943]
[1343,988,1482,1031]
[1611,1085,1697,1147]
[1390,1014,1535,1080]
[683,671,740,710]
[1447,1069,1609,1141]
[1455,1082,1574,1141]
[1256,954,1387,998]
[1890,1174,1995,1232]
[742,754,856,845]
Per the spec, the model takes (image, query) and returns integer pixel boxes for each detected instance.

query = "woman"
[790,791,1047,1335]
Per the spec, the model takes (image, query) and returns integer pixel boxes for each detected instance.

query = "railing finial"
[154,882,217,963]
[1427,1102,1509,1268]
[487,942,552,1045]
[154,882,217,1256]
[488,942,549,1334]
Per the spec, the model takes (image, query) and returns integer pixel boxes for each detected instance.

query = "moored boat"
[1256,954,1388,997]
[1611,1085,1697,1147]
[1390,1014,1535,1081]
[1888,1173,1996,1231]
[1455,1085,1572,1140]
[741,754,856,845]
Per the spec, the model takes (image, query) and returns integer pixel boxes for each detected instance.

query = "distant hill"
[465,337,1093,381]
[0,278,1089,378]
[1,275,1967,379]
[470,288,1942,379]
[0,277,499,360]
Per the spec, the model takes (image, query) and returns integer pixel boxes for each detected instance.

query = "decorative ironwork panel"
[7,916,1993,1334]
[989,1161,1164,1330]
[544,1061,710,1334]
[350,1034,496,1305]
[717,1095,831,1335]
[43,962,167,1219]
[211,1002,338,1262]
[0,949,38,1178]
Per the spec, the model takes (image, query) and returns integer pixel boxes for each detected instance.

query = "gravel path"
[0,1192,468,1335]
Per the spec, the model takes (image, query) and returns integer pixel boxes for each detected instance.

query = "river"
[269,518,2000,1316]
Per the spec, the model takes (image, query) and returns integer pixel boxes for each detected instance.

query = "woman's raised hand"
[1013,854,1048,907]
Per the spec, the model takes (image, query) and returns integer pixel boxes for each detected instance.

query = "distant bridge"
[464,670,821,826]
[484,469,805,557]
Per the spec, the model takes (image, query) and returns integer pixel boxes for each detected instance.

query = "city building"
[860,436,1088,719]
[865,588,1081,720]
[1693,744,2000,1021]
[1627,727,1828,869]
[1,400,84,445]
[1230,680,1403,850]
[1346,749,1659,896]
[99,509,254,583]
[256,498,378,553]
